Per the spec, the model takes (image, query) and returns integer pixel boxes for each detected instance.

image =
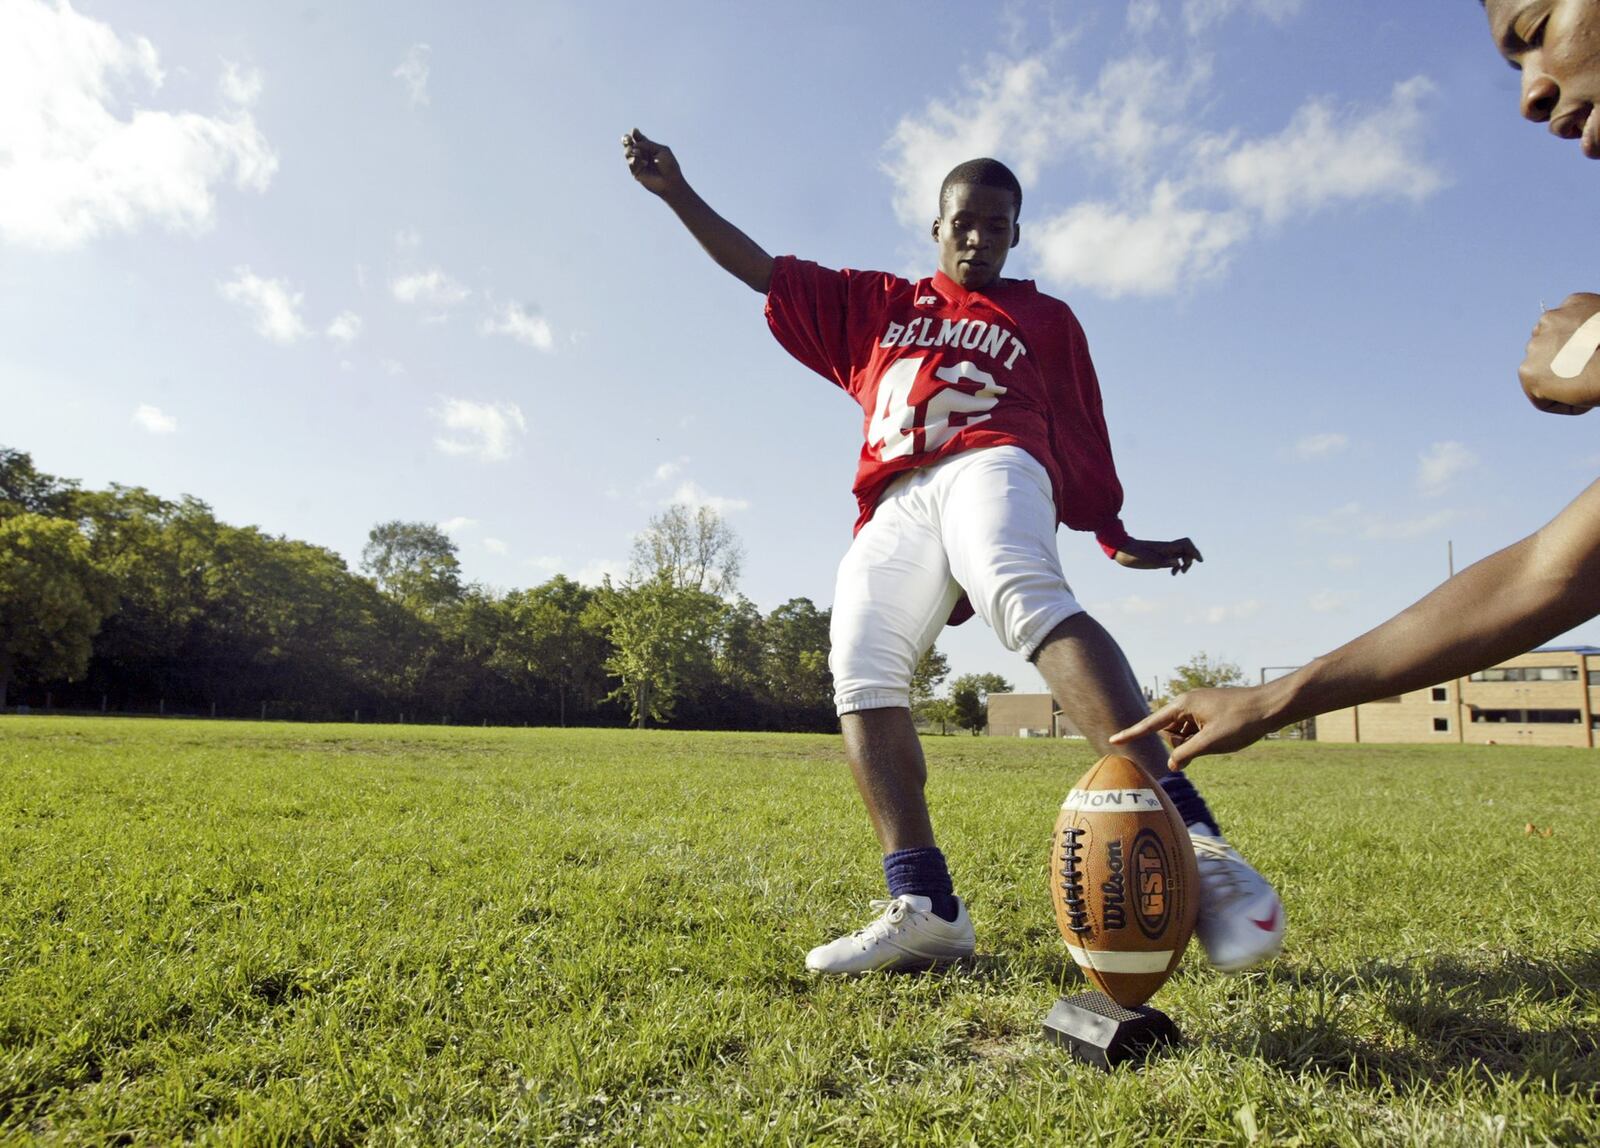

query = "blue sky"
[5,0,1598,697]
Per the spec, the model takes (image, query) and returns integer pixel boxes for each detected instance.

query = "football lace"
[1057,826,1091,935]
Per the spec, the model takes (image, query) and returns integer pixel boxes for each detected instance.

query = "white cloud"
[1328,553,1359,571]
[132,403,176,434]
[394,227,421,250]
[654,461,684,483]
[219,266,308,343]
[394,43,430,108]
[525,555,563,572]
[1101,594,1164,616]
[1200,599,1262,624]
[438,516,477,534]
[1033,184,1247,298]
[1417,440,1477,497]
[431,397,526,462]
[218,61,262,107]
[571,557,628,587]
[326,310,362,345]
[1308,590,1356,614]
[881,35,1443,299]
[1363,510,1457,540]
[483,537,508,555]
[1302,501,1458,540]
[391,268,470,308]
[1216,78,1445,225]
[667,480,750,515]
[381,358,406,376]
[0,0,277,249]
[1295,432,1349,460]
[1127,0,1161,34]
[1183,0,1302,35]
[480,301,554,351]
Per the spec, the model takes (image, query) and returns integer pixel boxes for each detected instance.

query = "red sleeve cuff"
[1096,523,1132,560]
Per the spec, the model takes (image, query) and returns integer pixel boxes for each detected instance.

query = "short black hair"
[939,158,1023,220]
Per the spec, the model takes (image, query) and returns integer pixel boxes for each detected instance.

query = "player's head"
[933,158,1022,289]
[1484,0,1600,158]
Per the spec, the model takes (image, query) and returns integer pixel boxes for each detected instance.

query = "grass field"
[0,717,1596,1146]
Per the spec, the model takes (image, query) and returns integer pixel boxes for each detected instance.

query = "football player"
[623,130,1284,974]
[1114,0,1600,765]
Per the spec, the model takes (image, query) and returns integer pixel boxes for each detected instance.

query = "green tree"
[950,672,1013,735]
[760,597,833,719]
[360,521,463,612]
[629,504,742,596]
[0,447,78,520]
[586,575,722,728]
[0,514,113,706]
[910,646,950,710]
[1164,652,1245,702]
[504,576,609,726]
[920,696,958,735]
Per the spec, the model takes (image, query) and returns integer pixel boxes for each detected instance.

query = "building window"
[1528,709,1583,724]
[1369,696,1403,704]
[1431,687,1448,702]
[1468,666,1579,682]
[1472,708,1583,724]
[1589,670,1600,686]
[1433,717,1449,732]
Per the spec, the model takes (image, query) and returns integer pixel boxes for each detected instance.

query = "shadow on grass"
[1214,948,1600,1095]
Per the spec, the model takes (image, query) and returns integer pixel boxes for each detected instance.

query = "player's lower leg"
[805,708,975,973]
[1031,613,1284,971]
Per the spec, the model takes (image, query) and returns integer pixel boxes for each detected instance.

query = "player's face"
[933,185,1020,289]
[1486,0,1600,158]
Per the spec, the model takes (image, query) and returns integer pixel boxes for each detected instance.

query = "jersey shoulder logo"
[915,295,939,306]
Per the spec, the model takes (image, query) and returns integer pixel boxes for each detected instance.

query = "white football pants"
[830,445,1084,715]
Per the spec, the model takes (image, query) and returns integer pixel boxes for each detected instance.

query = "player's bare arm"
[621,128,774,294]
[1112,536,1202,576]
[1114,476,1600,766]
[1520,293,1600,414]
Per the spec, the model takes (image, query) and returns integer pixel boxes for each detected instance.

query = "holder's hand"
[1521,293,1600,415]
[1111,686,1279,769]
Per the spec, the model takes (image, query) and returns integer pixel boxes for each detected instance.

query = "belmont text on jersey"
[764,255,1132,554]
[877,316,1030,371]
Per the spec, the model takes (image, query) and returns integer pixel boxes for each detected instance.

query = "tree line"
[0,448,845,731]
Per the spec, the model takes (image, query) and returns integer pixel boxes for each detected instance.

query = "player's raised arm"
[1114,475,1600,767]
[621,128,773,294]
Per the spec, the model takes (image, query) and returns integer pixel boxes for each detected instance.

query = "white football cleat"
[805,895,975,974]
[1190,832,1285,973]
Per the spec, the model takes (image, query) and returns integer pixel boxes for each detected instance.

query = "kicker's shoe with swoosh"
[1190,832,1285,972]
[805,895,975,974]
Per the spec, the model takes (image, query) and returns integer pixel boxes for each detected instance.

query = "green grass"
[0,717,1596,1146]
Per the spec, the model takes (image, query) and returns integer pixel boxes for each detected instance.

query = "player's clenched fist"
[622,128,685,199]
[1520,293,1600,415]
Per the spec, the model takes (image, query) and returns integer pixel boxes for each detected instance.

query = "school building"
[988,646,1600,748]
[985,692,1083,739]
[1315,645,1600,749]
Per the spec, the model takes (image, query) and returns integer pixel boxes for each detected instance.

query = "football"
[1049,754,1200,1008]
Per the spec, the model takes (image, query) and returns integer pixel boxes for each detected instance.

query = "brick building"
[1315,645,1600,748]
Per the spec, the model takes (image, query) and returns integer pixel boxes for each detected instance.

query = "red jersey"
[765,256,1132,558]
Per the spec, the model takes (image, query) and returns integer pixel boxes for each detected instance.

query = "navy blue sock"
[1158,772,1221,836]
[883,846,959,922]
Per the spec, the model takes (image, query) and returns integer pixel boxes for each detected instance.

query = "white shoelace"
[854,898,912,943]
[1192,835,1250,907]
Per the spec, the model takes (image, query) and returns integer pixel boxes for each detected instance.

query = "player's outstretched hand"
[1521,293,1600,415]
[622,128,685,199]
[1110,687,1278,769]
[1114,537,1202,576]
